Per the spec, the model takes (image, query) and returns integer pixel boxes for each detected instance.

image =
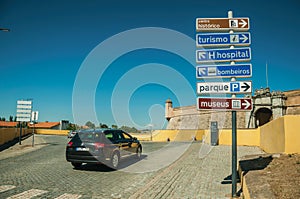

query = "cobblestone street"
[0,135,263,198]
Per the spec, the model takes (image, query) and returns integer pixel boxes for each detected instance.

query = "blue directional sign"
[196,47,251,63]
[196,32,251,47]
[196,64,252,79]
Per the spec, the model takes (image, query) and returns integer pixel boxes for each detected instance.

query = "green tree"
[119,125,140,133]
[66,123,77,131]
[111,124,118,129]
[1,117,5,121]
[9,115,13,122]
[85,121,95,129]
[99,123,108,128]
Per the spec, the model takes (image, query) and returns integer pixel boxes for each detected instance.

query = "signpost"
[16,100,32,145]
[196,17,249,31]
[195,11,252,197]
[196,32,251,47]
[196,47,251,63]
[197,97,252,111]
[197,81,252,95]
[31,111,38,147]
[196,64,252,78]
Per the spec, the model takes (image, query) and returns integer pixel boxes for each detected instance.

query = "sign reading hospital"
[197,97,252,111]
[197,81,252,95]
[196,18,249,31]
[196,47,251,63]
[196,64,252,78]
[196,32,250,47]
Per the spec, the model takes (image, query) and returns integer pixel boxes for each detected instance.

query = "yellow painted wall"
[284,115,300,154]
[35,129,69,136]
[0,128,31,145]
[1,116,299,154]
[260,117,285,153]
[218,129,260,146]
[151,130,205,142]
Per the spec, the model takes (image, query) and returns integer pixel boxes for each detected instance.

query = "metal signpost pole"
[32,121,35,147]
[228,10,237,197]
[19,121,22,145]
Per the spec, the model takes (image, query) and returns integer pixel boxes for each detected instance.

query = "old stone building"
[165,88,300,130]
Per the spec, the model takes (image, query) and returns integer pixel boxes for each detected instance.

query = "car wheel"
[111,152,120,169]
[71,162,82,169]
[136,146,142,159]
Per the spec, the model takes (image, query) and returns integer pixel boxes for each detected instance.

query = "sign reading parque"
[197,81,252,94]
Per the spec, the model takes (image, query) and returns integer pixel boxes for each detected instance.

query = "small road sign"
[196,47,251,63]
[197,97,253,111]
[197,81,252,95]
[196,32,250,47]
[196,64,252,78]
[196,18,249,32]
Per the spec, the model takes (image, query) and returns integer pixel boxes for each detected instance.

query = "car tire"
[71,162,82,169]
[136,146,142,159]
[110,152,120,169]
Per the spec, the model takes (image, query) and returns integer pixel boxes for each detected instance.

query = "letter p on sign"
[230,82,240,92]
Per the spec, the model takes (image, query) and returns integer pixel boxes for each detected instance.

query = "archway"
[255,108,273,127]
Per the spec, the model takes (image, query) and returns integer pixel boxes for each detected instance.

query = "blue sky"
[0,0,299,129]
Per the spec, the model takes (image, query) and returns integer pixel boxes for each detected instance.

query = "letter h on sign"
[230,82,240,92]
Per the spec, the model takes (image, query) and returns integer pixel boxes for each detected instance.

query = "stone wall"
[166,106,249,130]
[284,90,300,115]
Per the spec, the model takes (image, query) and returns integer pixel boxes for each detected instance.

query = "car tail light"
[94,142,105,150]
[67,141,73,147]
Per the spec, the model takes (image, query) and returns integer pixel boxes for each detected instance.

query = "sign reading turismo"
[196,32,251,47]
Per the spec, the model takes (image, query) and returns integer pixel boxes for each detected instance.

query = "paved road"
[0,135,264,198]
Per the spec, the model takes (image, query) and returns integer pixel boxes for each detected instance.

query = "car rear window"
[74,132,104,142]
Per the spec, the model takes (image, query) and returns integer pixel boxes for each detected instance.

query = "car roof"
[76,128,119,133]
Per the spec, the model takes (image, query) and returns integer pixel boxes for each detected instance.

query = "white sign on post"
[16,100,32,122]
[31,111,39,121]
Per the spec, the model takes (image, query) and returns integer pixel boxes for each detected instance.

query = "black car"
[66,129,142,169]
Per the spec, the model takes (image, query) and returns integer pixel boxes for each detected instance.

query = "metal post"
[32,122,35,147]
[19,122,22,145]
[232,110,237,197]
[228,10,237,197]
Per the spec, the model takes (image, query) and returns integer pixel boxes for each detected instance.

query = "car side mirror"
[133,137,137,140]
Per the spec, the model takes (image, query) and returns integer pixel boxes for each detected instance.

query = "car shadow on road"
[73,154,148,172]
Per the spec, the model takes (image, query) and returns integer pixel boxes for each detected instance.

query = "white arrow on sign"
[198,51,206,59]
[239,19,248,28]
[242,99,251,109]
[199,67,206,75]
[240,34,248,43]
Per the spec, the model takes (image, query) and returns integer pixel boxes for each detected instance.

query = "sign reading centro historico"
[197,97,253,111]
[196,18,249,31]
